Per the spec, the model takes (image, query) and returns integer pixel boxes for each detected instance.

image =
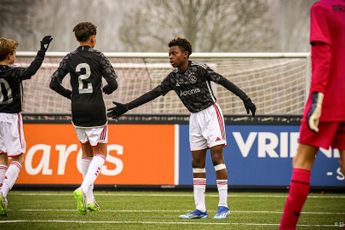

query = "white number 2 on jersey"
[0,78,13,104]
[76,63,93,94]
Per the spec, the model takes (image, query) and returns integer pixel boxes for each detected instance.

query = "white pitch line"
[11,209,345,215]
[0,219,339,228]
[9,192,345,199]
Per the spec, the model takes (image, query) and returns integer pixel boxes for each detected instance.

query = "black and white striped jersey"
[157,61,224,113]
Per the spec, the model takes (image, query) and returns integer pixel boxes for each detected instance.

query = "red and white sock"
[1,161,22,197]
[80,154,105,194]
[280,168,311,230]
[81,157,94,203]
[193,178,206,212]
[216,179,228,207]
[0,164,8,189]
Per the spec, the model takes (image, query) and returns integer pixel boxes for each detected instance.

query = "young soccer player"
[108,37,256,219]
[280,0,345,229]
[50,22,118,215]
[0,35,52,216]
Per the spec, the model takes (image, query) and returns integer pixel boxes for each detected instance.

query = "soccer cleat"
[73,188,86,215]
[179,209,208,219]
[213,206,230,219]
[0,193,7,217]
[87,201,100,211]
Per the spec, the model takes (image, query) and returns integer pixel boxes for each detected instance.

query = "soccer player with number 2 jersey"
[108,37,256,219]
[280,0,345,229]
[50,22,118,215]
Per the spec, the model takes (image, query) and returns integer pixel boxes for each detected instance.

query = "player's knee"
[214,163,226,172]
[192,158,205,168]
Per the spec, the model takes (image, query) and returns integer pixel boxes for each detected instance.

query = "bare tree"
[273,0,317,52]
[119,0,277,52]
[0,0,38,49]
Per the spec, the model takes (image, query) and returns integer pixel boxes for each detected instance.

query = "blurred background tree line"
[0,0,316,52]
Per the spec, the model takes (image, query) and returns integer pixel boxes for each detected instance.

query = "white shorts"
[0,113,26,156]
[75,125,108,146]
[189,103,227,151]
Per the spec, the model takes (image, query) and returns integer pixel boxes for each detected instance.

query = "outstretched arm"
[107,86,163,119]
[205,67,256,116]
[18,35,53,80]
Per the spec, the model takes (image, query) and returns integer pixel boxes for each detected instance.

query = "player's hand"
[40,35,53,52]
[307,92,324,132]
[107,102,129,119]
[102,85,114,95]
[243,97,256,116]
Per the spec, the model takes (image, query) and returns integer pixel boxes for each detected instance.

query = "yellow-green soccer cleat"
[87,201,100,212]
[0,193,7,217]
[73,188,86,215]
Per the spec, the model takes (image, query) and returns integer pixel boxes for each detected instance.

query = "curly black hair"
[168,37,192,56]
[73,22,97,42]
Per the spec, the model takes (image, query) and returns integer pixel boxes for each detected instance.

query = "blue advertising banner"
[179,124,344,187]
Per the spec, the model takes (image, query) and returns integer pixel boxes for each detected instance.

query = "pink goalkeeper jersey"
[303,0,345,121]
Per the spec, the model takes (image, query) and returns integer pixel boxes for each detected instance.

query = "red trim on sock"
[11,161,22,170]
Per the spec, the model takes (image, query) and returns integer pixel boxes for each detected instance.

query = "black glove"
[107,102,129,119]
[40,35,53,52]
[243,97,256,116]
[102,85,114,95]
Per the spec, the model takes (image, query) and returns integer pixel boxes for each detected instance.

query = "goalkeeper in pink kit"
[280,0,345,229]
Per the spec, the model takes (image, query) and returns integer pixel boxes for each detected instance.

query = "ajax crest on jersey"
[188,74,197,84]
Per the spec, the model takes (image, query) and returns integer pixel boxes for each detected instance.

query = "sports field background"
[0,191,344,229]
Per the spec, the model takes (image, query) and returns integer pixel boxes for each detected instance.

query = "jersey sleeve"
[203,65,249,100]
[51,55,69,82]
[99,53,118,90]
[203,64,224,83]
[310,3,331,45]
[156,73,174,96]
[49,55,72,99]
[14,50,46,81]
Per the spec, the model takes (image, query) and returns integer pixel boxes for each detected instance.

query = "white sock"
[1,162,21,197]
[193,178,206,212]
[0,164,8,189]
[80,154,105,194]
[81,157,94,203]
[216,179,228,207]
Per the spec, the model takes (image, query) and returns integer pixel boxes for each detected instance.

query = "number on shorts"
[76,63,93,94]
[0,78,13,104]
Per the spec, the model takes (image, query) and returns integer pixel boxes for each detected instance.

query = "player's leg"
[210,144,230,219]
[79,126,108,212]
[280,121,338,229]
[180,149,208,219]
[0,154,8,191]
[192,149,207,212]
[280,144,317,230]
[206,103,229,219]
[0,113,26,216]
[73,127,90,215]
[80,142,95,206]
[0,154,8,217]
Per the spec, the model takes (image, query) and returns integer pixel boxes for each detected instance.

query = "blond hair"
[0,37,18,61]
